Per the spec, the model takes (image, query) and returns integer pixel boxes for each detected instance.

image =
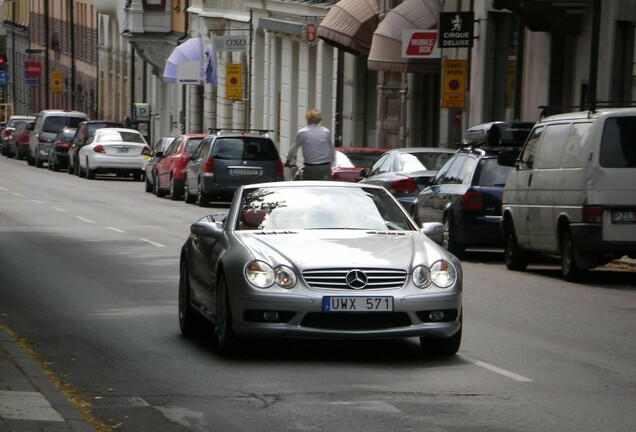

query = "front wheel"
[420,314,462,357]
[215,276,239,355]
[504,222,528,271]
[561,229,586,282]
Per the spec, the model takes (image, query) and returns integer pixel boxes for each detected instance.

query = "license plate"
[231,168,259,176]
[117,147,129,153]
[322,296,393,312]
[612,210,635,223]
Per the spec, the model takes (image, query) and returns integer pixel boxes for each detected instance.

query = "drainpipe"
[588,0,601,109]
[44,0,50,108]
[70,0,76,109]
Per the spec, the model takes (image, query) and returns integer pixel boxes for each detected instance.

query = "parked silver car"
[179,181,463,356]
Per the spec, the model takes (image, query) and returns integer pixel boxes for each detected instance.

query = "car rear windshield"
[99,130,145,143]
[337,151,383,168]
[42,116,86,133]
[212,137,279,161]
[600,116,636,168]
[475,158,513,187]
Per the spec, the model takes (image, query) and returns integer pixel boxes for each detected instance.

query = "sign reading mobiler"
[438,12,475,48]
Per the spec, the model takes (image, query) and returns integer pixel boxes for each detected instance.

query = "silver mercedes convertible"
[179,181,463,356]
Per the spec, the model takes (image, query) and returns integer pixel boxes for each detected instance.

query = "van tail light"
[461,189,483,211]
[142,146,152,156]
[390,177,418,193]
[583,205,603,223]
[203,156,215,173]
[93,144,105,154]
[275,159,284,177]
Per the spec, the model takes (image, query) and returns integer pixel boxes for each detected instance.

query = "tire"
[154,172,167,197]
[145,175,153,193]
[27,152,34,166]
[51,157,59,172]
[35,154,44,168]
[67,161,75,174]
[503,221,528,271]
[561,229,586,282]
[86,159,96,179]
[184,180,196,204]
[442,216,465,258]
[197,182,210,207]
[169,176,180,200]
[215,275,239,355]
[420,313,462,357]
[178,260,198,337]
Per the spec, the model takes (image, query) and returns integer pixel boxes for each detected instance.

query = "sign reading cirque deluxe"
[401,30,441,58]
[438,12,475,48]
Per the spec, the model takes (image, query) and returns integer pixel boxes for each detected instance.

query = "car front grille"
[302,268,407,290]
[300,312,411,330]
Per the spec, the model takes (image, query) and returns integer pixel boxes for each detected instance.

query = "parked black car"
[48,127,77,171]
[68,120,123,175]
[412,121,533,257]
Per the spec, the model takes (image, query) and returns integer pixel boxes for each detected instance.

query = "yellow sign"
[226,64,242,100]
[51,71,63,94]
[442,59,467,108]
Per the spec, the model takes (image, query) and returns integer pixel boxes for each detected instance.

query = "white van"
[500,107,636,281]
[28,110,89,167]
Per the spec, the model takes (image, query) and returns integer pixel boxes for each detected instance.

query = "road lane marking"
[105,227,126,234]
[31,200,43,204]
[13,192,24,197]
[139,238,165,248]
[461,356,532,382]
[76,216,95,223]
[0,187,8,191]
[51,206,67,212]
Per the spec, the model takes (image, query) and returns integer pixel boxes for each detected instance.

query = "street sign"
[51,71,63,93]
[0,71,9,86]
[439,12,475,48]
[25,61,42,78]
[402,30,441,58]
[442,59,467,108]
[214,36,248,52]
[226,63,242,100]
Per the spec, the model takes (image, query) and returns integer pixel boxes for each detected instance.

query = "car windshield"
[237,186,413,231]
[213,138,279,161]
[185,138,203,153]
[98,130,145,143]
[336,151,383,168]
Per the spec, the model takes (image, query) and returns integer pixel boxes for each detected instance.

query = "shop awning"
[163,37,217,85]
[317,0,380,56]
[367,0,440,73]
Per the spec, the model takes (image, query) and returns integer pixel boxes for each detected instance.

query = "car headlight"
[245,261,296,289]
[413,260,456,289]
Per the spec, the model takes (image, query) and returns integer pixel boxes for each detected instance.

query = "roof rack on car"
[461,121,534,152]
[208,128,274,137]
[539,101,636,119]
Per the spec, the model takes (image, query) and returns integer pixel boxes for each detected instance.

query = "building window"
[143,0,165,10]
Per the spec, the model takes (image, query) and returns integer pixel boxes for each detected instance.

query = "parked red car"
[331,147,388,182]
[9,119,36,160]
[154,133,206,200]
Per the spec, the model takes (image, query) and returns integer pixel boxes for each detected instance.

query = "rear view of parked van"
[500,108,636,281]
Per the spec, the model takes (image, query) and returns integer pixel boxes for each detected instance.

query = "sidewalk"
[0,327,97,432]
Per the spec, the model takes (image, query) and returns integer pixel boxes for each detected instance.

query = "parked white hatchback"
[78,128,151,180]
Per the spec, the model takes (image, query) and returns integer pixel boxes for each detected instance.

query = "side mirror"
[190,221,223,239]
[359,168,368,178]
[189,153,197,161]
[421,222,444,245]
[155,151,164,158]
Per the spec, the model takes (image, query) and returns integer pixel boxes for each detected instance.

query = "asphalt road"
[1,156,635,432]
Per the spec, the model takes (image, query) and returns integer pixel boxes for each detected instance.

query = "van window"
[562,122,593,168]
[535,124,570,169]
[476,159,513,187]
[600,116,636,168]
[519,126,543,169]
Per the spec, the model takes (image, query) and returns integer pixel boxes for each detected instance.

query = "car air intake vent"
[365,231,409,236]
[302,268,407,290]
[301,312,411,330]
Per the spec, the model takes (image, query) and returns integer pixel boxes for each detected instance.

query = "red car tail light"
[275,159,284,177]
[19,134,29,144]
[203,156,215,173]
[2,129,11,138]
[461,190,483,211]
[93,144,105,153]
[390,178,418,193]
[56,142,72,151]
[583,205,603,223]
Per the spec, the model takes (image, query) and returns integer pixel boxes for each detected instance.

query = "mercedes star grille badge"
[346,269,368,289]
